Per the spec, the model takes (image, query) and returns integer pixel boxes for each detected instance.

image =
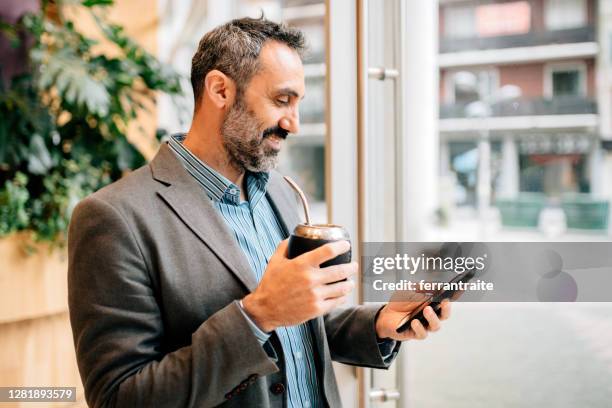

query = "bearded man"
[68,17,451,408]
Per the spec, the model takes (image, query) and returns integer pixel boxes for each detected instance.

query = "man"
[68,17,451,408]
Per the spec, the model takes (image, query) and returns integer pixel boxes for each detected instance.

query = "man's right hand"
[242,239,357,332]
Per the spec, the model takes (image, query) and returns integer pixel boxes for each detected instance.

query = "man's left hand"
[375,298,452,341]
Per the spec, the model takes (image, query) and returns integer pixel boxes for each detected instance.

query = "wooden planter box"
[0,233,85,407]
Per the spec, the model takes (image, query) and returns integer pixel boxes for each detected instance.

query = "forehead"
[249,41,305,95]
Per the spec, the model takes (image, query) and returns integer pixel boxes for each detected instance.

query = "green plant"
[0,0,182,247]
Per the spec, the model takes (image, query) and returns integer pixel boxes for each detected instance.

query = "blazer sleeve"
[323,304,401,369]
[68,196,279,408]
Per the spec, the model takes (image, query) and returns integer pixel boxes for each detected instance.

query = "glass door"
[359,0,401,406]
[357,0,440,407]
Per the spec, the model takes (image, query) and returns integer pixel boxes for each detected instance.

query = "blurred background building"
[437,0,612,239]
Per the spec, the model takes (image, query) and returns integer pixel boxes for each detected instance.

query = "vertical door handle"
[368,67,399,80]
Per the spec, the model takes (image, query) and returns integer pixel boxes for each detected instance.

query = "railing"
[495,193,609,230]
[439,26,595,53]
[440,96,597,119]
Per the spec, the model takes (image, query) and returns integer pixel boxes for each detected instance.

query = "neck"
[183,120,245,188]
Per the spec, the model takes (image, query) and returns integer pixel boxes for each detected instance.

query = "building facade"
[438,0,610,231]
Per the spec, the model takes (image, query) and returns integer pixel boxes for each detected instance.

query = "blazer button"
[270,382,285,395]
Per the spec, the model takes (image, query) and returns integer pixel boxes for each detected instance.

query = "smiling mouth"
[262,125,289,140]
[265,134,284,150]
[265,131,287,140]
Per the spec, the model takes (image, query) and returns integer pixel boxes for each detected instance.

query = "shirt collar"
[167,133,270,205]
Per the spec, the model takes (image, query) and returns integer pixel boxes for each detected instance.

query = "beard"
[221,98,288,173]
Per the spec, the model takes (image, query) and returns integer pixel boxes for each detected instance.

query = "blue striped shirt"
[168,134,322,408]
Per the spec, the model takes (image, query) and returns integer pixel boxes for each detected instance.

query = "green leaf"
[0,2,182,246]
[0,120,8,164]
[27,134,53,175]
[0,21,20,47]
[55,70,71,95]
[37,48,111,116]
[114,137,135,171]
[0,172,30,236]
[82,0,114,7]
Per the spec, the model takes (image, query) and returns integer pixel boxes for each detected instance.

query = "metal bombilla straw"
[283,176,311,225]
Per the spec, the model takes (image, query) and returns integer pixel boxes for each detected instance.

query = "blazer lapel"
[149,144,258,292]
[265,171,303,237]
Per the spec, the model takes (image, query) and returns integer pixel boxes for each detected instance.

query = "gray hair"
[190,16,306,109]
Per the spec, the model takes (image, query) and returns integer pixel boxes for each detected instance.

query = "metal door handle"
[368,67,399,80]
[369,388,401,402]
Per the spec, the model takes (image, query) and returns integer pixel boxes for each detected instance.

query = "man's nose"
[279,110,300,135]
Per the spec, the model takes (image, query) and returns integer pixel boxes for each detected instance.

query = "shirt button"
[229,188,238,195]
[305,402,311,407]
[270,382,285,395]
[295,351,303,360]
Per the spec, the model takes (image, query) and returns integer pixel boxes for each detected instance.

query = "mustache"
[262,126,289,140]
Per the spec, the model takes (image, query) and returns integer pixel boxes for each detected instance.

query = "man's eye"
[276,97,290,105]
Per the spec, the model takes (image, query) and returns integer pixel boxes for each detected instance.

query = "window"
[278,1,328,222]
[520,153,589,195]
[545,0,587,30]
[545,62,587,98]
[475,1,531,37]
[443,5,476,39]
[553,70,581,96]
[448,69,498,104]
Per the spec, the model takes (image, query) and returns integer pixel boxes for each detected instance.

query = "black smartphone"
[395,268,477,334]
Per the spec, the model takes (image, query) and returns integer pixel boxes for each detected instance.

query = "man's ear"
[203,69,236,109]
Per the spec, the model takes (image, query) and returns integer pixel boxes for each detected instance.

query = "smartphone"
[395,268,477,334]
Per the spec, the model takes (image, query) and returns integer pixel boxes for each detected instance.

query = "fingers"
[320,295,349,313]
[439,299,452,320]
[272,239,289,261]
[400,304,446,341]
[316,261,358,284]
[316,278,355,300]
[410,319,428,340]
[389,290,432,311]
[423,306,441,332]
[298,240,350,267]
[449,289,464,302]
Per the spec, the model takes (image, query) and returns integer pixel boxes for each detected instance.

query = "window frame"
[543,60,588,99]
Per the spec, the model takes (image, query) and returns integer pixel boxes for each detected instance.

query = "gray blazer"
[68,144,400,408]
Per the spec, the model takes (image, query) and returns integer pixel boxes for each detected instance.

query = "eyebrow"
[276,87,305,100]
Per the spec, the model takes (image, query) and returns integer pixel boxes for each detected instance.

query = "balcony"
[439,26,595,54]
[440,96,597,119]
